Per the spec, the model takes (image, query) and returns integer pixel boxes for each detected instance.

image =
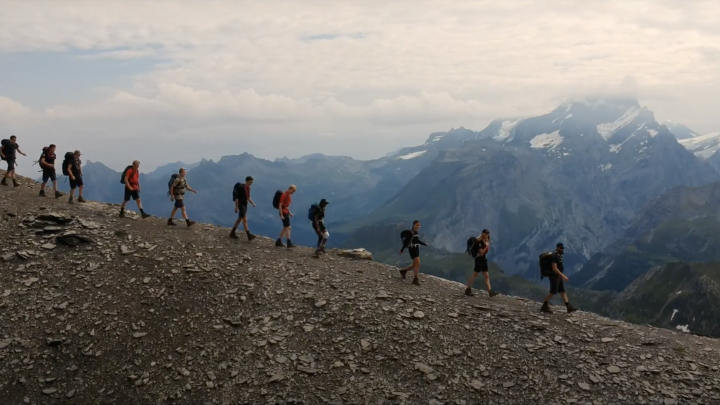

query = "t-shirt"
[313,206,325,222]
[2,142,18,159]
[279,191,292,214]
[127,168,140,190]
[551,252,564,273]
[172,177,188,200]
[41,151,56,168]
[71,159,82,177]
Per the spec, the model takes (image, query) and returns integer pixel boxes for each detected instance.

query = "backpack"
[233,182,247,202]
[168,174,180,195]
[120,165,133,184]
[34,147,49,167]
[465,237,480,257]
[308,203,319,221]
[400,229,413,245]
[539,252,555,279]
[61,152,75,176]
[0,139,10,161]
[272,190,283,209]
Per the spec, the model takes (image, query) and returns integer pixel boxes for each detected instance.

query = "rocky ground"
[2,172,720,405]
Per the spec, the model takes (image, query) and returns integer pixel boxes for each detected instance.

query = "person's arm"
[552,260,568,281]
[79,164,83,177]
[186,183,196,193]
[278,201,284,218]
[313,213,321,234]
[417,238,428,246]
[124,171,132,189]
[17,147,26,156]
[68,163,75,180]
[248,197,255,207]
[170,178,179,199]
[40,156,48,168]
[234,197,239,213]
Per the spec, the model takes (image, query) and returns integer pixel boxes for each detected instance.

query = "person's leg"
[466,271,478,290]
[483,272,492,292]
[78,185,84,198]
[242,217,249,232]
[411,257,421,285]
[541,277,557,312]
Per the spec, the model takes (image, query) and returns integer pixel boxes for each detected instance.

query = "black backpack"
[120,165,133,184]
[539,252,555,279]
[272,190,283,209]
[61,152,75,176]
[400,229,413,245]
[168,174,180,195]
[233,182,247,202]
[465,237,480,257]
[0,139,10,161]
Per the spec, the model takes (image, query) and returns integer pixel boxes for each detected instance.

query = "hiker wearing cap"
[1,135,26,187]
[38,144,63,199]
[310,199,330,255]
[275,185,296,248]
[464,229,498,298]
[399,220,428,286]
[119,160,150,219]
[230,176,257,241]
[167,167,197,227]
[540,243,578,313]
[67,150,86,204]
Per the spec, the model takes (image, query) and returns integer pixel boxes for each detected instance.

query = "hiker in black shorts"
[399,220,428,286]
[38,144,62,198]
[540,243,578,313]
[311,199,330,255]
[276,185,296,248]
[464,229,498,297]
[168,168,197,227]
[67,150,86,204]
[230,176,257,240]
[1,135,26,187]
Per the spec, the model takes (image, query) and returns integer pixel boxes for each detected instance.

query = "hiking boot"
[314,249,322,256]
[68,197,74,205]
[12,180,19,187]
[540,302,553,313]
[141,213,150,219]
[167,218,177,226]
[319,245,327,254]
[489,290,499,298]
[286,240,296,248]
[119,210,125,218]
[0,178,7,186]
[247,233,257,241]
[412,277,420,286]
[399,269,407,279]
[465,287,474,296]
[39,189,46,197]
[229,231,239,239]
[78,196,86,203]
[275,239,285,248]
[54,191,62,199]
[566,304,578,313]
[186,220,196,227]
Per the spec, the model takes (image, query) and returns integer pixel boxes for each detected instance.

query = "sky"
[1,0,719,173]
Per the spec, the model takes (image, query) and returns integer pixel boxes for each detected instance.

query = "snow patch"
[680,131,720,159]
[530,131,563,149]
[597,107,640,139]
[493,119,521,141]
[676,324,690,333]
[397,150,427,160]
[565,114,572,119]
[648,129,658,137]
[671,309,678,321]
[599,163,612,171]
[609,144,622,153]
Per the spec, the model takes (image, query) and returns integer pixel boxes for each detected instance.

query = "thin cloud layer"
[0,0,719,172]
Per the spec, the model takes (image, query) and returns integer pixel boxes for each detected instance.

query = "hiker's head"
[288,185,297,194]
[10,135,16,142]
[132,160,140,169]
[556,243,564,253]
[481,229,490,240]
[48,144,56,153]
[179,168,186,177]
[246,176,254,186]
[319,199,329,208]
[412,220,420,231]
[74,150,82,158]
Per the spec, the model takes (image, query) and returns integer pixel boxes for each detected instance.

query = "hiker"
[275,185,297,248]
[38,144,62,198]
[1,135,26,187]
[540,243,578,313]
[310,199,330,255]
[464,229,498,297]
[168,168,197,227]
[119,160,150,219]
[399,220,428,286]
[66,150,86,204]
[230,176,257,240]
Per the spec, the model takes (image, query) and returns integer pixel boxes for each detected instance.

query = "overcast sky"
[1,1,719,173]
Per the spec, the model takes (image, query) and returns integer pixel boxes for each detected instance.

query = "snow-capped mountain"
[664,120,700,140]
[680,132,720,159]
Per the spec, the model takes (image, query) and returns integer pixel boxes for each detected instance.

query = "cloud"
[0,0,719,172]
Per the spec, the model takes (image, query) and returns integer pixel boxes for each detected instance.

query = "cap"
[74,150,82,155]
[557,243,564,248]
[319,199,330,206]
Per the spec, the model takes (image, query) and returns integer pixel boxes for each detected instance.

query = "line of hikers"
[399,222,577,313]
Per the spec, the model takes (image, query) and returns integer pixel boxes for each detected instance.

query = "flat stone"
[414,362,434,374]
[413,311,425,319]
[470,380,484,390]
[132,332,148,339]
[607,366,621,374]
[578,382,590,391]
[601,337,615,343]
[503,382,515,388]
[41,243,56,250]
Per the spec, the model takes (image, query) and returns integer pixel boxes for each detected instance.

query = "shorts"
[474,257,489,273]
[124,188,140,201]
[174,199,185,208]
[549,275,566,294]
[70,176,84,189]
[237,204,248,219]
[6,159,16,172]
[408,246,420,259]
[312,220,327,233]
[42,170,57,183]
[281,213,291,228]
